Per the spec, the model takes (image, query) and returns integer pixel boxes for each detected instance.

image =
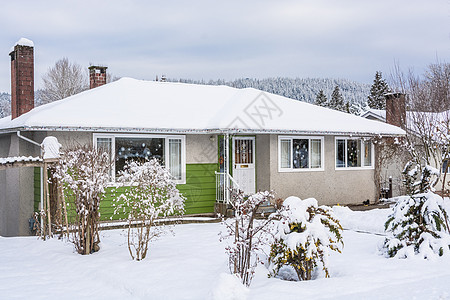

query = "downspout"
[16,131,43,231]
[224,132,230,204]
[17,131,41,148]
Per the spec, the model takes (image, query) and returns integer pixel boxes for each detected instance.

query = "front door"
[232,137,256,195]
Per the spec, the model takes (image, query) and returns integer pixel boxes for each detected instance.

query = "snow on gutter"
[0,125,406,137]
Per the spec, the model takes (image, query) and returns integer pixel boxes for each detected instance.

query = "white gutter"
[16,131,43,232]
[0,125,406,137]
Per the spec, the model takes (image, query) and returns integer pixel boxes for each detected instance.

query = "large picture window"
[336,138,373,169]
[93,134,186,183]
[278,136,324,171]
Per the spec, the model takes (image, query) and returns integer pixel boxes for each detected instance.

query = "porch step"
[256,203,277,218]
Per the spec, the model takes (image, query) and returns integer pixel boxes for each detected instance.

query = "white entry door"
[232,137,256,195]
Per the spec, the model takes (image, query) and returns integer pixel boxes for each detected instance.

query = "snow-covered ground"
[1,207,450,299]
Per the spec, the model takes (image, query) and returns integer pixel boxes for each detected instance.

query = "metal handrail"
[215,171,240,204]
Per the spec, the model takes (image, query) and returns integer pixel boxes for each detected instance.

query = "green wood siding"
[178,163,217,215]
[34,163,218,221]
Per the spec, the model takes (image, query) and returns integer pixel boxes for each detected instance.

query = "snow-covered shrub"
[383,192,450,259]
[402,161,439,195]
[268,196,343,281]
[383,161,450,259]
[55,146,110,254]
[221,189,275,286]
[114,158,185,261]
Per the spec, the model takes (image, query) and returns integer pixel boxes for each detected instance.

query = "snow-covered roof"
[360,109,386,122]
[0,78,405,136]
[361,108,450,135]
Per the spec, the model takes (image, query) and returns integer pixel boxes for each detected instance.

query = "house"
[0,39,405,236]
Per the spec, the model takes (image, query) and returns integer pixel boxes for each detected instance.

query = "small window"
[347,139,361,167]
[280,139,291,169]
[336,139,345,168]
[336,138,373,169]
[363,141,372,167]
[293,139,309,169]
[279,136,323,171]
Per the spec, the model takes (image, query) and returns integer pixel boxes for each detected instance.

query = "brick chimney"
[385,92,406,129]
[89,65,107,89]
[9,38,34,119]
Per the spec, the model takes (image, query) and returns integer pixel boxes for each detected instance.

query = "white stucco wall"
[0,133,39,236]
[255,134,377,206]
[186,134,218,164]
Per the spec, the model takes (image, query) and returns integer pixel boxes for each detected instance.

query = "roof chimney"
[9,38,34,119]
[89,65,107,89]
[385,92,406,129]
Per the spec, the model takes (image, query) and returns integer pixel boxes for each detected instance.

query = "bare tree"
[390,61,450,193]
[114,159,185,261]
[221,189,276,286]
[0,94,11,118]
[373,136,407,200]
[40,57,88,105]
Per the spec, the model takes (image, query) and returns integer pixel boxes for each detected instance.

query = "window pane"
[336,139,345,167]
[293,139,309,169]
[169,139,182,180]
[363,141,372,167]
[311,139,321,168]
[97,137,113,179]
[115,138,165,176]
[347,139,361,167]
[280,139,291,169]
[235,139,253,164]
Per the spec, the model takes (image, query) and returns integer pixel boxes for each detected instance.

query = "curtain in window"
[363,141,372,167]
[280,139,291,168]
[310,139,321,168]
[96,137,113,179]
[169,139,182,180]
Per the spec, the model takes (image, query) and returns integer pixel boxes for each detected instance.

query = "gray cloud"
[0,0,448,92]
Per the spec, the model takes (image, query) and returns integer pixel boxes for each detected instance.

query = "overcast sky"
[0,0,448,92]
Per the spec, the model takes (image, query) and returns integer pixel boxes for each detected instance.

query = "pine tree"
[383,162,450,259]
[329,86,346,112]
[314,90,328,107]
[367,71,391,109]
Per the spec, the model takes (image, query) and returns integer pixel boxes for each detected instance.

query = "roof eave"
[0,125,406,137]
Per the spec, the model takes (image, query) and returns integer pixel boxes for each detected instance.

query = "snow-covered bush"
[383,192,450,258]
[402,161,439,196]
[221,189,275,286]
[383,162,450,259]
[268,196,343,281]
[55,146,111,254]
[114,158,185,261]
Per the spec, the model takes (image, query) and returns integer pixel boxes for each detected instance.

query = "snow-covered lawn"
[1,207,450,299]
